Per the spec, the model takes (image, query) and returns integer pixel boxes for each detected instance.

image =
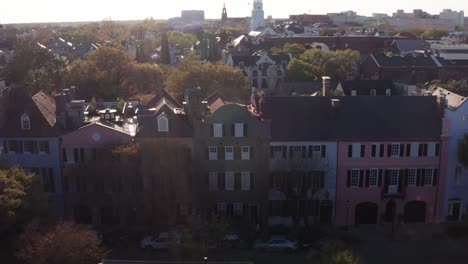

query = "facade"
[431,87,468,221]
[250,0,265,31]
[334,96,446,225]
[193,103,271,230]
[439,9,465,28]
[226,53,291,93]
[0,89,64,215]
[263,97,338,227]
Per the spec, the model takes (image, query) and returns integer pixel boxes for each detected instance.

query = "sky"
[1,0,467,24]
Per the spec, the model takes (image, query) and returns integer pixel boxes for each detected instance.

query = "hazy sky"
[1,0,467,24]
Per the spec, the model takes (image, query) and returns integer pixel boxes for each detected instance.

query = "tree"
[160,32,171,65]
[16,222,107,264]
[0,168,49,235]
[421,29,448,40]
[122,62,163,95]
[165,58,248,102]
[320,28,337,36]
[271,43,306,58]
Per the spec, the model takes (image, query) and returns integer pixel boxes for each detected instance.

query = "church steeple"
[250,0,265,31]
[221,2,228,23]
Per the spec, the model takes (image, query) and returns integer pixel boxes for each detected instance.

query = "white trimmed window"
[369,169,378,187]
[21,114,30,130]
[8,140,18,153]
[233,202,243,216]
[38,141,49,154]
[225,172,235,191]
[410,143,419,157]
[352,143,361,158]
[408,169,417,186]
[388,169,399,194]
[225,146,234,160]
[241,146,250,160]
[241,172,251,191]
[351,169,360,187]
[208,147,218,160]
[66,148,75,164]
[391,144,400,157]
[213,123,223,138]
[157,114,169,132]
[217,202,226,215]
[23,141,33,153]
[424,169,433,186]
[209,172,218,191]
[234,123,244,137]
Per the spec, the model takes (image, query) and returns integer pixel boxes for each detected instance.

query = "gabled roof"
[144,89,181,109]
[392,39,427,52]
[372,55,438,68]
[430,86,467,111]
[339,80,397,96]
[32,91,56,127]
[204,91,225,114]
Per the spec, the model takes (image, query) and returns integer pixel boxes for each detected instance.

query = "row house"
[262,97,337,227]
[335,96,447,225]
[193,101,271,229]
[431,87,468,221]
[0,88,64,215]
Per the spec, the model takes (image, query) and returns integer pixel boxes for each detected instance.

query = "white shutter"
[410,143,419,157]
[428,143,436,157]
[235,123,244,137]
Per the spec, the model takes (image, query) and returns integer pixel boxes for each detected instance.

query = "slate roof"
[393,39,427,52]
[436,58,468,67]
[339,80,398,96]
[262,96,441,141]
[372,55,438,68]
[0,91,60,137]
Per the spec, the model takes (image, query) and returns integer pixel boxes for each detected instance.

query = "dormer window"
[21,114,30,130]
[157,113,169,132]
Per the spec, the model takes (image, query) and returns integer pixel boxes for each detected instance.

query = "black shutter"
[321,145,326,158]
[206,147,209,160]
[379,144,384,157]
[62,148,67,162]
[348,145,353,157]
[433,169,438,186]
[406,144,411,157]
[404,169,409,186]
[371,144,376,157]
[49,168,55,193]
[416,169,422,186]
[347,170,351,187]
[32,141,38,154]
[270,146,274,158]
[378,169,383,186]
[250,172,255,190]
[73,148,78,162]
[418,144,423,157]
[308,146,313,158]
[423,144,428,156]
[360,145,365,158]
[219,146,225,160]
[80,148,85,163]
[359,170,364,187]
[250,146,254,159]
[398,169,404,192]
[244,124,248,137]
[17,141,23,153]
[231,124,235,137]
[218,172,225,191]
[282,146,287,159]
[302,146,307,158]
[222,124,226,137]
[235,173,241,190]
[365,170,370,187]
[435,143,440,157]
[400,144,404,157]
[384,170,389,192]
[387,144,391,157]
[210,124,214,137]
[289,146,294,158]
[319,172,325,188]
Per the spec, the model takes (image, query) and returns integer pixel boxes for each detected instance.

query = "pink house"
[333,96,447,225]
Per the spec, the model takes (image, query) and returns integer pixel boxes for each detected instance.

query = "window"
[38,141,49,154]
[21,114,30,130]
[348,144,364,158]
[157,114,169,132]
[217,203,226,215]
[8,140,18,153]
[424,169,433,186]
[369,169,378,187]
[208,147,218,160]
[241,146,250,160]
[213,123,223,138]
[351,90,357,96]
[410,143,419,157]
[233,203,243,216]
[209,172,218,191]
[418,143,428,157]
[408,169,417,186]
[241,172,251,191]
[225,146,234,160]
[428,143,439,157]
[23,141,33,153]
[386,89,391,96]
[370,89,376,96]
[391,144,400,157]
[225,172,235,191]
[234,123,244,137]
[351,170,360,187]
[455,166,462,186]
[388,169,399,194]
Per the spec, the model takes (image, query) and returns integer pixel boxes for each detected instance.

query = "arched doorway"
[385,200,396,222]
[404,201,426,223]
[355,202,378,225]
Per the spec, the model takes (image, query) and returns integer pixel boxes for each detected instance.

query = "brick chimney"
[322,76,331,96]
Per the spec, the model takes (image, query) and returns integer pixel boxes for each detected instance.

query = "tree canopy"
[271,43,306,58]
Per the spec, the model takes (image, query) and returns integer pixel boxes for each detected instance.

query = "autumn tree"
[16,221,107,264]
[271,43,306,58]
[122,62,163,95]
[165,58,249,102]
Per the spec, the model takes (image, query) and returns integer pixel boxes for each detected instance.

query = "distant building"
[390,9,457,31]
[439,9,464,28]
[250,0,265,31]
[181,10,205,24]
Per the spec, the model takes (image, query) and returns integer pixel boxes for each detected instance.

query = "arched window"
[21,113,30,130]
[157,113,169,132]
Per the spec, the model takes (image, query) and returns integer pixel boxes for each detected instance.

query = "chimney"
[437,93,447,118]
[322,76,331,97]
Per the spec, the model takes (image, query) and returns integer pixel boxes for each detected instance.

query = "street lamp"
[204,257,208,264]
[345,200,350,230]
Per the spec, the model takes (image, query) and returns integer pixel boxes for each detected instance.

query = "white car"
[254,239,298,252]
[140,232,180,250]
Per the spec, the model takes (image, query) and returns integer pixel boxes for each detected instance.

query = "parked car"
[254,238,298,252]
[140,232,181,250]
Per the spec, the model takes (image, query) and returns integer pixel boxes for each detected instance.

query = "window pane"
[225,172,235,191]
